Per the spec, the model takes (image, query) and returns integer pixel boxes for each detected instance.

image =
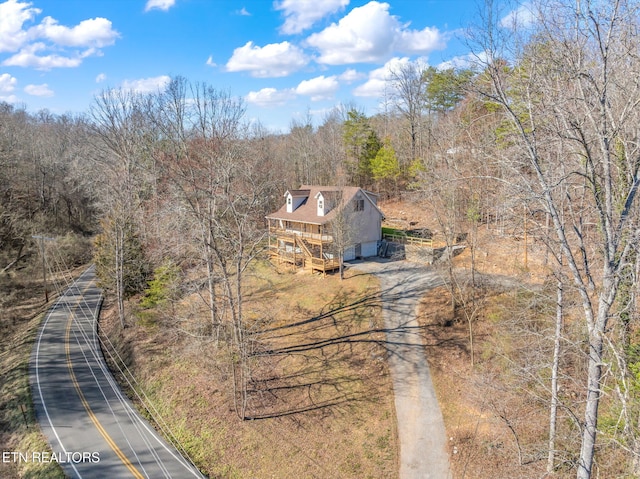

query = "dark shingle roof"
[266,185,380,225]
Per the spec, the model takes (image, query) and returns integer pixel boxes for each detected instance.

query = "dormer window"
[316,193,326,216]
[285,189,311,213]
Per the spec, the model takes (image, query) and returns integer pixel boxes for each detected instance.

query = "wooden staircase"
[295,235,313,258]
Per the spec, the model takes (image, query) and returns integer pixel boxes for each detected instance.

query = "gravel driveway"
[351,259,453,479]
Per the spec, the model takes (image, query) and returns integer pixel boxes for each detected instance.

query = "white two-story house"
[266,185,384,273]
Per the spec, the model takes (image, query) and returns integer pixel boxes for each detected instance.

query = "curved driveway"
[352,259,452,479]
[30,266,204,479]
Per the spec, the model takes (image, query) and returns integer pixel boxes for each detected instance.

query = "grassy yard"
[100,260,398,479]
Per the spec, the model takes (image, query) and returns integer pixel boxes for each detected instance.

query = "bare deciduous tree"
[473,1,640,476]
[389,61,428,168]
[151,77,276,419]
[90,88,153,327]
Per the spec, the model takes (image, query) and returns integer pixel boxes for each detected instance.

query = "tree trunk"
[205,251,218,342]
[633,415,640,476]
[578,282,615,479]
[115,224,125,329]
[577,332,604,479]
[547,274,563,474]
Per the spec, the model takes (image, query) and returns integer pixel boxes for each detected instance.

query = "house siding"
[361,241,378,258]
[344,246,356,261]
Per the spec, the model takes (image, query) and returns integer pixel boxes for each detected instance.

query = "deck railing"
[269,226,333,242]
[268,244,340,272]
[309,256,340,271]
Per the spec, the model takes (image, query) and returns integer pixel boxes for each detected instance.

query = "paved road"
[352,259,453,479]
[30,266,204,479]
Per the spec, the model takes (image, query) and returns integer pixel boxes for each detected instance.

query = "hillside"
[98,196,564,478]
[381,197,632,478]
[98,260,398,478]
[1,194,638,478]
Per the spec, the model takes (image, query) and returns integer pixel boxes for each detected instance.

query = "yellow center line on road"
[64,282,145,479]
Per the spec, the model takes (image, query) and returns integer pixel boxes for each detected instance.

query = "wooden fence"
[382,233,433,248]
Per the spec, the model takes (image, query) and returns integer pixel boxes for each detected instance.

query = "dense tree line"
[0,62,469,276]
[0,104,97,271]
[474,1,640,477]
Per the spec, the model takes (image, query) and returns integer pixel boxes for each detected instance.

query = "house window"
[287,197,292,204]
[319,200,324,209]
[354,199,365,211]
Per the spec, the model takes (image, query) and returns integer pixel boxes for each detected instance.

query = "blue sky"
[0,0,512,131]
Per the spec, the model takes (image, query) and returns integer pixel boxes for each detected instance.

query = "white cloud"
[394,27,445,55]
[437,52,487,71]
[236,7,251,16]
[3,42,84,69]
[338,68,364,83]
[0,72,18,102]
[0,93,18,103]
[206,55,216,67]
[226,41,308,77]
[295,75,339,101]
[306,1,444,65]
[245,87,295,107]
[145,0,176,12]
[246,74,341,108]
[353,56,409,97]
[275,0,349,35]
[121,75,171,93]
[307,107,334,119]
[0,0,40,53]
[0,72,17,92]
[500,2,536,29]
[0,1,119,70]
[33,16,118,48]
[352,77,385,98]
[24,83,53,97]
[96,73,107,83]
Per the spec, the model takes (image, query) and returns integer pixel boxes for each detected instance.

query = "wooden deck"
[268,229,340,273]
[269,226,333,243]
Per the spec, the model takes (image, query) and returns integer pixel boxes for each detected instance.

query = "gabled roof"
[287,189,310,197]
[315,190,340,203]
[266,185,383,225]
